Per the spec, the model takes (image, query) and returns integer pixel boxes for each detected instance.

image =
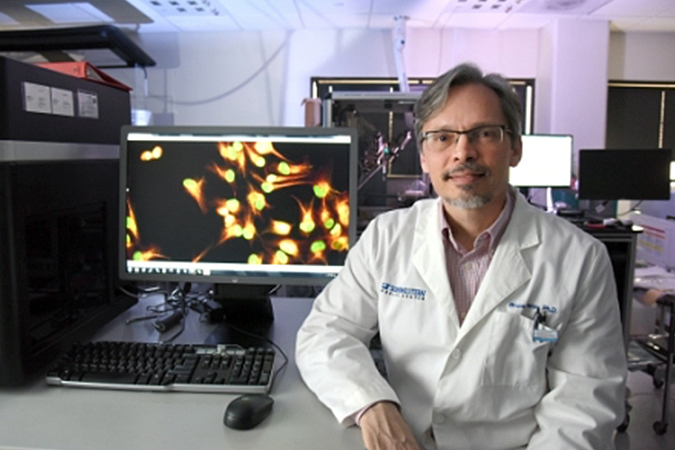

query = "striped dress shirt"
[441,189,516,324]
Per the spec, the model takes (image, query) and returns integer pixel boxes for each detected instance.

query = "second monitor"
[509,134,573,188]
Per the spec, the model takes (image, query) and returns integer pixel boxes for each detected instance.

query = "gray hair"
[413,63,522,151]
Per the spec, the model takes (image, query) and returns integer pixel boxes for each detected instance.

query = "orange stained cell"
[330,235,349,251]
[270,220,292,235]
[210,163,237,184]
[140,145,163,161]
[247,190,267,212]
[215,198,240,217]
[272,249,290,265]
[220,223,244,243]
[278,239,299,256]
[183,177,208,212]
[335,198,350,226]
[248,253,263,265]
[132,247,166,262]
[313,180,334,199]
[126,200,140,242]
[218,142,246,170]
[242,221,256,240]
[253,141,285,158]
[192,245,213,263]
[299,207,316,234]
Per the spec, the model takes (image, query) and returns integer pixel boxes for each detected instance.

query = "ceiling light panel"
[139,0,226,17]
[25,2,114,23]
[446,0,529,14]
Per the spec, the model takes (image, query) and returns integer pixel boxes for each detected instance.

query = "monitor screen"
[509,134,573,188]
[119,126,358,291]
[578,148,671,200]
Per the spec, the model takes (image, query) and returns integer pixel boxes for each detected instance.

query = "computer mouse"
[223,394,274,430]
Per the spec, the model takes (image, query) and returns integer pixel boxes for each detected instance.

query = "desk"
[0,296,362,450]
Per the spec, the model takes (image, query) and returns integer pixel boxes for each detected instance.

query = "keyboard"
[46,341,276,394]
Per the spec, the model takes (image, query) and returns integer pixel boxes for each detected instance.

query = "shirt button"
[433,413,446,425]
[451,349,462,360]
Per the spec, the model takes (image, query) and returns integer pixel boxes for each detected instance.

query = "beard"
[440,162,492,209]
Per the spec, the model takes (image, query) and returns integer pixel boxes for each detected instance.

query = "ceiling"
[0,0,674,33]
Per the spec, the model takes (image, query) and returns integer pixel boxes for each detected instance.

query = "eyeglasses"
[421,125,512,153]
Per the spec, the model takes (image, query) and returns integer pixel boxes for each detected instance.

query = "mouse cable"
[221,322,289,390]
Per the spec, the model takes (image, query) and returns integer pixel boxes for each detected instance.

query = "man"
[296,63,627,450]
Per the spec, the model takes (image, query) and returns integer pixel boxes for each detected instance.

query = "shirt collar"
[440,187,516,254]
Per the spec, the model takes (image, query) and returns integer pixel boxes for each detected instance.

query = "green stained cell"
[225,169,235,183]
[126,234,131,245]
[300,220,315,233]
[313,184,328,198]
[231,224,243,237]
[133,251,143,261]
[332,239,347,251]
[275,250,289,264]
[126,216,134,228]
[248,254,262,265]
[254,197,266,211]
[261,182,273,193]
[243,227,254,240]
[232,141,243,152]
[278,162,290,175]
[226,198,240,212]
[183,178,198,189]
[254,156,266,167]
[310,240,327,253]
[324,218,335,229]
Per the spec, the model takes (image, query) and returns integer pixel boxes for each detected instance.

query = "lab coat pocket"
[480,311,551,388]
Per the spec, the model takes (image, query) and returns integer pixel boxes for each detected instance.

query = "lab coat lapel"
[411,199,460,329]
[458,195,539,338]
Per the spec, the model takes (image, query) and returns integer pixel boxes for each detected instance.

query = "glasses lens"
[425,131,456,152]
[471,126,503,145]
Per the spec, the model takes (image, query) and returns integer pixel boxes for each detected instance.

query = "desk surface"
[0,296,362,450]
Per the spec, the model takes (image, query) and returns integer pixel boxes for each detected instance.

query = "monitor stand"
[205,284,277,346]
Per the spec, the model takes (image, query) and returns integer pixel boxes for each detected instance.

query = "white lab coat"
[296,191,627,450]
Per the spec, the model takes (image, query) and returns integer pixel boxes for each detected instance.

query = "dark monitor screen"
[119,126,358,293]
[578,148,671,200]
[509,134,573,188]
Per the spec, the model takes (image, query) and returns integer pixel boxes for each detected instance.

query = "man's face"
[419,82,522,211]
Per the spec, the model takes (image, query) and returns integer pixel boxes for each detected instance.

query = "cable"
[222,321,289,390]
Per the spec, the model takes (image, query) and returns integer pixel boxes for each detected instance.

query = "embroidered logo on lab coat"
[380,282,426,301]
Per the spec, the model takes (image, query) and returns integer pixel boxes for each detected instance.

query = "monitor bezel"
[118,125,359,287]
[509,133,573,188]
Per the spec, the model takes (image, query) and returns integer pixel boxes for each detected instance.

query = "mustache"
[442,162,489,181]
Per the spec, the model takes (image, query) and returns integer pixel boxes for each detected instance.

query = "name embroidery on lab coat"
[380,282,427,301]
[507,302,558,314]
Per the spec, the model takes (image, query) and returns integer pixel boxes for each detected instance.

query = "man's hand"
[359,402,421,450]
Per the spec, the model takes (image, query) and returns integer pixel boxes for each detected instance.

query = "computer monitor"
[509,134,573,188]
[119,126,358,321]
[578,148,671,200]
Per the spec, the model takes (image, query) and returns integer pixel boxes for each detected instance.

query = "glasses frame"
[420,124,512,153]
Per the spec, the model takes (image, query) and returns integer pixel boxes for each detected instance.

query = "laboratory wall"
[107,25,675,151]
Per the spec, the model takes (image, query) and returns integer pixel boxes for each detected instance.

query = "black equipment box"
[0,56,130,144]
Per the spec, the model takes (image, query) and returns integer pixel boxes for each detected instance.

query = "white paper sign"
[23,82,52,114]
[77,90,99,119]
[51,87,75,117]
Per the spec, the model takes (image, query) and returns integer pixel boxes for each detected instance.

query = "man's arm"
[359,402,421,450]
[527,244,627,449]
[295,223,400,426]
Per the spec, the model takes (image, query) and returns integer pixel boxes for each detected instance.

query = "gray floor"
[615,370,675,449]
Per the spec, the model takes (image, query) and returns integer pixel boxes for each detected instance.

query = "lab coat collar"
[412,198,459,329]
[411,190,539,338]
